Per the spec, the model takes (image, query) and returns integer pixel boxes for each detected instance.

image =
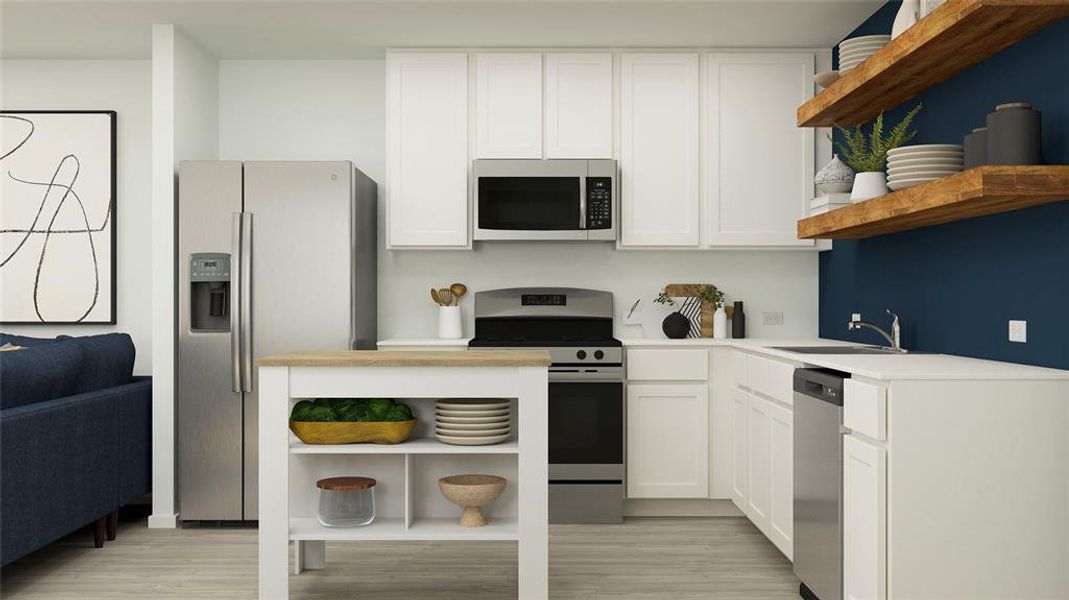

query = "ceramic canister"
[963,127,987,169]
[986,102,1042,165]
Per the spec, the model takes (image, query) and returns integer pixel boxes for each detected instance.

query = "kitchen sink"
[770,345,912,355]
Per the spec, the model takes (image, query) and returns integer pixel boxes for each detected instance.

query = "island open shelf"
[257,350,549,600]
[796,0,1069,127]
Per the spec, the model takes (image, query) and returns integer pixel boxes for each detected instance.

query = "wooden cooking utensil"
[431,288,442,306]
[439,288,455,306]
[450,283,468,304]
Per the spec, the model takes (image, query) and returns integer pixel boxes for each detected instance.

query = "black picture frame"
[0,110,117,325]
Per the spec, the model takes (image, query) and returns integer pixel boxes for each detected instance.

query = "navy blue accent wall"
[820,3,1069,369]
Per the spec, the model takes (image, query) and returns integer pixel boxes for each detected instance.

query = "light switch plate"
[763,312,784,326]
[1009,320,1027,343]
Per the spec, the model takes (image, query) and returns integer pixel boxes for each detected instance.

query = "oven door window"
[549,382,623,464]
[478,177,581,230]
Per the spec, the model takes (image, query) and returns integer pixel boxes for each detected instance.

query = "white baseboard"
[624,498,744,517]
[148,512,178,529]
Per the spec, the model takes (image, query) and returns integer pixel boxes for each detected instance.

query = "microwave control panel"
[586,177,613,230]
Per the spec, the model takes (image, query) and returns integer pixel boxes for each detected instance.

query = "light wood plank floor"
[1,517,799,599]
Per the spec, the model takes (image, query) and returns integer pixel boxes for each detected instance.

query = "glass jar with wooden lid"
[316,476,376,527]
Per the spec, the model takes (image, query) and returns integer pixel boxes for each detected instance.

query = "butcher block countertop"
[256,349,551,368]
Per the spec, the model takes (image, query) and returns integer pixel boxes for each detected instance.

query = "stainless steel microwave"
[473,159,617,241]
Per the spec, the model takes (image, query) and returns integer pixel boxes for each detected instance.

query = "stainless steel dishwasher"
[793,368,849,600]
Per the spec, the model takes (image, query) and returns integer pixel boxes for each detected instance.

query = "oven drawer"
[627,348,709,381]
[549,482,624,524]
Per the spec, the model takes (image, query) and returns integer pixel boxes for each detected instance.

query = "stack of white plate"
[435,399,511,446]
[886,144,964,191]
[838,35,891,73]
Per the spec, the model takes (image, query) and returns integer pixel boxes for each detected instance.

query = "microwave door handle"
[578,176,587,229]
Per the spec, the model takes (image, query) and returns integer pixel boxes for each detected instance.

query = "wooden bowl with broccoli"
[289,398,416,445]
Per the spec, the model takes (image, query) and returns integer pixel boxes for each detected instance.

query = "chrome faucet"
[847,309,904,352]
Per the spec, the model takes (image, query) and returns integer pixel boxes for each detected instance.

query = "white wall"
[1,60,154,373]
[219,59,819,340]
[150,24,219,528]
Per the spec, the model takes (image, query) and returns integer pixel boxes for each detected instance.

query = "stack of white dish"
[435,399,511,446]
[886,144,964,191]
[838,35,891,73]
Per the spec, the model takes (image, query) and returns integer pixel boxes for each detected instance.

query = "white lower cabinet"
[730,387,749,510]
[730,351,795,560]
[627,383,709,498]
[843,434,887,600]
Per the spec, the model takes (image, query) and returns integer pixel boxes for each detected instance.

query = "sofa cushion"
[69,333,135,394]
[0,340,84,410]
[0,333,61,347]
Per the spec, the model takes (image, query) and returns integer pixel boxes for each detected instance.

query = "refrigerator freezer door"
[241,161,355,520]
[178,161,245,521]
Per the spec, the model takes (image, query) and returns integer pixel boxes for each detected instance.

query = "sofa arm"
[1,388,121,566]
[115,378,152,506]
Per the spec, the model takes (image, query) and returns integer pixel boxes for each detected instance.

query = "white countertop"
[380,337,1069,381]
[623,336,1069,381]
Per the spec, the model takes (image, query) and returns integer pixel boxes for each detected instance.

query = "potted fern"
[835,104,922,201]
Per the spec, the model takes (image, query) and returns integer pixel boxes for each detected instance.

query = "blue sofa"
[0,333,151,566]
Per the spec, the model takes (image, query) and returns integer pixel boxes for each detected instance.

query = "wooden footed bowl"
[438,474,507,527]
[289,420,416,445]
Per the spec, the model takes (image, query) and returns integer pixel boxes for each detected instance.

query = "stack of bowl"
[886,144,964,191]
[435,399,511,446]
[838,35,891,73]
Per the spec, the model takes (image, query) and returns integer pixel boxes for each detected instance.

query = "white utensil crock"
[438,306,463,339]
[850,171,890,201]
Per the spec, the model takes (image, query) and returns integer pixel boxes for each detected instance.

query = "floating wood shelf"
[797,166,1069,239]
[798,0,1069,127]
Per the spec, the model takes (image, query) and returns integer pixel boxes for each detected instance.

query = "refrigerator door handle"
[231,212,243,393]
[241,212,254,393]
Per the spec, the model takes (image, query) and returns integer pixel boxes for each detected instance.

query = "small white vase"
[814,154,856,194]
[713,306,728,340]
[850,171,889,202]
[891,0,919,39]
[438,306,463,339]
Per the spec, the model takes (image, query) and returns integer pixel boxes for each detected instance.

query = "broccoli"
[333,398,370,422]
[382,403,413,422]
[364,398,394,421]
[291,400,338,422]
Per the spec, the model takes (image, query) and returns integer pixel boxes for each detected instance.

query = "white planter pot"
[438,306,463,339]
[850,171,889,202]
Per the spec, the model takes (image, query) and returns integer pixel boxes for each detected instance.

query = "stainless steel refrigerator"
[177,161,377,521]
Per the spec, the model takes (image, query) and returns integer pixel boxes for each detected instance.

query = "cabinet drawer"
[844,379,887,441]
[745,353,767,394]
[765,359,796,406]
[627,349,709,381]
[731,350,749,388]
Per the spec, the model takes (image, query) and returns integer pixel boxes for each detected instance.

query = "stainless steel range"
[469,287,624,524]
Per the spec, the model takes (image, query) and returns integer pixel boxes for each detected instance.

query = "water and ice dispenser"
[189,253,231,332]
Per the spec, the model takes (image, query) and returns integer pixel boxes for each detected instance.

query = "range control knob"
[576,350,587,360]
[594,350,605,360]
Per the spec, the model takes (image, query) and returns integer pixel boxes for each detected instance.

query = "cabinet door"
[747,394,772,532]
[730,387,749,511]
[386,53,469,248]
[703,53,815,247]
[619,53,700,247]
[627,383,709,498]
[475,53,542,158]
[844,435,887,600]
[545,53,613,158]
[767,400,794,559]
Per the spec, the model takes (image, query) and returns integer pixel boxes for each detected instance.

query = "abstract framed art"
[0,110,117,324]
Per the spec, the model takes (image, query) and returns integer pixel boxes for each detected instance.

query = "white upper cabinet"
[544,53,613,158]
[475,53,543,158]
[619,53,701,247]
[386,53,470,248]
[703,53,815,247]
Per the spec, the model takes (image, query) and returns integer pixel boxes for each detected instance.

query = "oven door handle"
[549,368,623,382]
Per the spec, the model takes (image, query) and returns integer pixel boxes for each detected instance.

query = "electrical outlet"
[1009,320,1027,343]
[763,312,784,326]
